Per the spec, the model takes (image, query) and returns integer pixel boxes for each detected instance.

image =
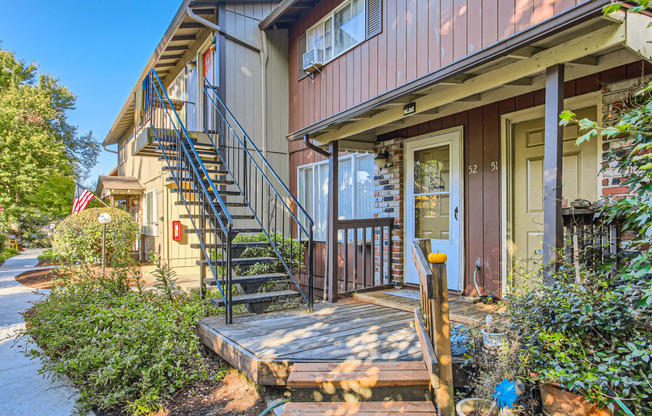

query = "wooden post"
[327,140,339,303]
[430,262,454,416]
[543,64,564,284]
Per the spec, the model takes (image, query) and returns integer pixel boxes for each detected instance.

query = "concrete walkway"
[0,249,88,416]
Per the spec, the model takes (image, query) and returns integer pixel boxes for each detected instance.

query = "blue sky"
[0,0,182,186]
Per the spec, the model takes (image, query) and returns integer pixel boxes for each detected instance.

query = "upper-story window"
[306,0,366,64]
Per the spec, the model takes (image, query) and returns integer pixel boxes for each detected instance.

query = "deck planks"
[198,300,424,385]
[282,401,437,415]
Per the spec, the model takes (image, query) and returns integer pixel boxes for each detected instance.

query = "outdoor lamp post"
[98,213,112,278]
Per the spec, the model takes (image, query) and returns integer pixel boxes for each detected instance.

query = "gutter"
[288,0,612,141]
[187,6,269,159]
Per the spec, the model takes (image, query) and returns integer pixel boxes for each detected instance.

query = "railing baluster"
[371,226,375,287]
[344,228,349,293]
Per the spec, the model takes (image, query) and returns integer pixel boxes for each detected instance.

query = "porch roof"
[97,175,145,199]
[293,6,651,150]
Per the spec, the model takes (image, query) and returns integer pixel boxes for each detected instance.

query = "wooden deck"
[198,300,422,385]
[353,288,504,326]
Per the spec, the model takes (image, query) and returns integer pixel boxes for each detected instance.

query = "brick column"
[374,138,404,285]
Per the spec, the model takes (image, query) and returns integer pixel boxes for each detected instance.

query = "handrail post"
[308,227,314,312]
[430,261,454,416]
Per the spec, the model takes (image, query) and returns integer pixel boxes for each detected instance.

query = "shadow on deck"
[197,300,422,385]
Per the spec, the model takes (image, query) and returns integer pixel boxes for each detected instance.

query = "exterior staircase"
[283,361,436,415]
[141,69,314,323]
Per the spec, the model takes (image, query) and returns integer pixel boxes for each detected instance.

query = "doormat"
[384,289,421,300]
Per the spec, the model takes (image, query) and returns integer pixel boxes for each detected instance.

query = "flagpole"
[78,182,110,208]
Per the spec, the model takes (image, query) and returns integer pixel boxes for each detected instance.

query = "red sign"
[172,221,181,241]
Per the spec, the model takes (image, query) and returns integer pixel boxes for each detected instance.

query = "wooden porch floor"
[198,300,422,386]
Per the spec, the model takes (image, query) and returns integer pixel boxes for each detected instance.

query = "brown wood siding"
[288,0,589,133]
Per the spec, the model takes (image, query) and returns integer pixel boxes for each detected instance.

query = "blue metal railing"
[143,69,236,323]
[202,77,315,311]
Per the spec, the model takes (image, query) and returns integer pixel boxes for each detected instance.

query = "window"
[143,189,157,236]
[168,71,186,126]
[298,153,375,241]
[305,0,367,64]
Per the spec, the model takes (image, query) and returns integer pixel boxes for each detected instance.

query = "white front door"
[404,129,463,290]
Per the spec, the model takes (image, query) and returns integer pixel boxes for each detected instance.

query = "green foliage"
[24,260,220,415]
[516,81,652,414]
[0,46,100,232]
[233,232,305,276]
[0,246,19,264]
[602,0,651,22]
[52,207,139,264]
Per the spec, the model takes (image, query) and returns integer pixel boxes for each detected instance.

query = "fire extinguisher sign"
[172,221,181,241]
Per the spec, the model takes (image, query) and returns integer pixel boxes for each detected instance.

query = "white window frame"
[305,0,366,66]
[143,189,158,236]
[298,153,375,241]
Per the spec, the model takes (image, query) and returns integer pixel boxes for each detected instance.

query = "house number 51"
[491,161,498,171]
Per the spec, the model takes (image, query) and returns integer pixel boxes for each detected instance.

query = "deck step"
[196,257,277,267]
[204,273,288,286]
[281,401,436,415]
[287,362,430,403]
[210,290,299,307]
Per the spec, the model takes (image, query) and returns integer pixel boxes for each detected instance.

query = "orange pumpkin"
[428,251,447,264]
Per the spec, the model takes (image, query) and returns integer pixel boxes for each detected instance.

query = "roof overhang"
[259,0,317,30]
[291,4,652,148]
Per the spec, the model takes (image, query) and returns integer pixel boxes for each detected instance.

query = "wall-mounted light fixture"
[186,60,197,72]
[375,151,389,169]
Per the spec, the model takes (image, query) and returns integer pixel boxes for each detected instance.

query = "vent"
[303,48,325,72]
[366,0,382,39]
[297,34,308,81]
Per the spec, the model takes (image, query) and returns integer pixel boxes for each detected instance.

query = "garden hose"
[473,257,482,297]
[258,398,290,416]
[605,387,635,416]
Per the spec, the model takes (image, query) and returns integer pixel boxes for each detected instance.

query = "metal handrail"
[202,77,314,310]
[144,69,235,322]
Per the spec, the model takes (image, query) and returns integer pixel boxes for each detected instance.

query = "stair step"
[174,201,247,208]
[196,257,277,267]
[190,241,267,249]
[210,290,299,307]
[159,155,222,164]
[281,401,437,415]
[181,214,254,221]
[287,362,430,388]
[171,188,240,196]
[167,177,234,186]
[163,165,228,175]
[204,273,288,286]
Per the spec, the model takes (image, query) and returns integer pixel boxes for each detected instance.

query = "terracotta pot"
[540,384,613,416]
[456,399,495,416]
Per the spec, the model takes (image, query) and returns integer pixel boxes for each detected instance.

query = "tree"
[0,46,100,237]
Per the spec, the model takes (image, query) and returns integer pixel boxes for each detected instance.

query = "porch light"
[186,60,197,72]
[374,151,389,169]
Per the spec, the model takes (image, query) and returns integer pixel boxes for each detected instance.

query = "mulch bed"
[15,268,57,289]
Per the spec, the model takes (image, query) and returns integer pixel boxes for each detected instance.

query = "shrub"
[233,232,305,276]
[24,259,220,415]
[52,207,139,264]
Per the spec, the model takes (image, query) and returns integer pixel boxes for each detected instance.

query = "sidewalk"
[0,249,89,416]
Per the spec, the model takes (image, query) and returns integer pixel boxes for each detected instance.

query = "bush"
[233,232,305,276]
[24,259,220,415]
[52,207,139,264]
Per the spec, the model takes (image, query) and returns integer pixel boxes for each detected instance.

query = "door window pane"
[356,155,374,220]
[414,145,450,193]
[415,194,450,240]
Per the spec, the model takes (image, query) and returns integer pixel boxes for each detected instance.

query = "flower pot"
[456,398,495,416]
[539,383,613,416]
[481,329,507,348]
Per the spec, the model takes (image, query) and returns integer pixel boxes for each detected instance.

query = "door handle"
[454,207,459,220]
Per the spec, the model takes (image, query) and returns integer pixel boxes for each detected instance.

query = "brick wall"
[600,76,652,200]
[373,138,404,284]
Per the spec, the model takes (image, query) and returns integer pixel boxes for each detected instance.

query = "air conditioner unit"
[302,48,325,72]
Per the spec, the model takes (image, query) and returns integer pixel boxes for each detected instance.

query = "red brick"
[603,186,630,195]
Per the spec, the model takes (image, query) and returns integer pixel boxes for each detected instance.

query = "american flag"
[72,183,95,214]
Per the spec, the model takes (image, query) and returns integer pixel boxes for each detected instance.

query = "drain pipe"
[186,5,269,159]
[103,143,118,155]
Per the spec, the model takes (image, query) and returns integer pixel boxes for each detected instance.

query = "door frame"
[403,126,465,291]
[198,35,217,132]
[499,91,603,296]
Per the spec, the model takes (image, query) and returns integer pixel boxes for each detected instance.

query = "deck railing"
[337,217,394,294]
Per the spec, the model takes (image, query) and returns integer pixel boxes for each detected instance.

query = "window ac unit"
[302,48,325,72]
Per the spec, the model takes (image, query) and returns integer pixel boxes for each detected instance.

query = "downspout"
[103,144,118,154]
[186,5,269,159]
